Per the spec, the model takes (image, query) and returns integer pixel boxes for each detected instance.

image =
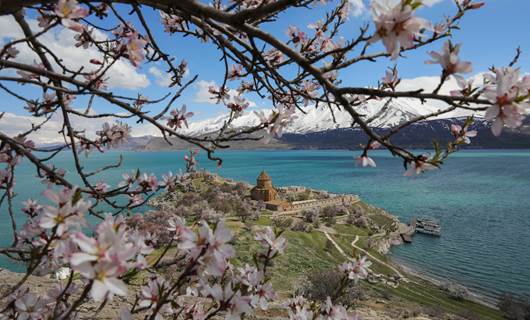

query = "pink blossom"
[202,283,252,320]
[285,296,313,320]
[119,170,138,187]
[128,194,144,207]
[369,0,431,59]
[160,11,186,33]
[255,106,297,142]
[254,226,286,255]
[483,67,528,136]
[70,215,141,301]
[166,105,194,129]
[382,67,399,87]
[301,80,320,106]
[451,124,477,144]
[97,122,131,147]
[4,46,19,59]
[126,33,148,67]
[237,264,262,288]
[161,172,177,190]
[426,40,472,77]
[94,181,109,194]
[54,0,88,19]
[264,49,284,66]
[339,256,371,282]
[450,77,474,97]
[227,95,250,116]
[209,85,230,104]
[225,292,253,320]
[53,238,78,264]
[287,26,308,48]
[134,94,148,109]
[433,22,448,35]
[14,291,46,320]
[17,218,45,245]
[320,297,358,320]
[177,221,235,275]
[459,0,485,10]
[369,141,381,149]
[139,277,167,308]
[138,173,158,192]
[88,261,129,301]
[404,156,438,176]
[54,0,88,32]
[251,282,276,310]
[356,155,376,168]
[39,187,90,236]
[184,149,199,173]
[202,221,235,275]
[84,73,107,90]
[182,303,206,320]
[0,168,11,187]
[238,81,254,93]
[228,64,244,80]
[22,199,42,217]
[167,217,195,243]
[37,14,53,28]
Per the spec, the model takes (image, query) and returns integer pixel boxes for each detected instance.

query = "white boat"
[415,217,441,236]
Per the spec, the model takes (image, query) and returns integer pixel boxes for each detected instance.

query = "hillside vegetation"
[142,173,504,320]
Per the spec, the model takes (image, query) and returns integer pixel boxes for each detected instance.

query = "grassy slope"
[229,212,504,320]
[330,225,502,319]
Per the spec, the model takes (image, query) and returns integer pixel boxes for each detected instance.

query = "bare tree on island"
[0,0,526,319]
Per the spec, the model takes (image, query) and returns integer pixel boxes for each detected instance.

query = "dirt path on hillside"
[322,232,408,283]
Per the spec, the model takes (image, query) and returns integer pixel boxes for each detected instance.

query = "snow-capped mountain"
[181,98,476,136]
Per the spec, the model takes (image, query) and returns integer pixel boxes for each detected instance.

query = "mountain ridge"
[122,116,530,151]
[180,98,475,136]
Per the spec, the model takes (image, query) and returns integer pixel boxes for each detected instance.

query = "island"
[147,171,502,320]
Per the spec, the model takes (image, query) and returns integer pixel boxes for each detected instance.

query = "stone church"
[250,171,278,201]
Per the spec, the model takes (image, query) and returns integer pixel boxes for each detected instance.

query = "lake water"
[1,149,529,301]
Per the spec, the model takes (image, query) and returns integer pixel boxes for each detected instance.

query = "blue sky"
[0,0,529,141]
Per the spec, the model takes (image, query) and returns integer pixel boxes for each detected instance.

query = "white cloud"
[421,0,444,7]
[194,80,217,104]
[0,16,149,90]
[148,66,172,87]
[194,80,257,108]
[348,0,366,17]
[0,109,165,144]
[0,111,115,144]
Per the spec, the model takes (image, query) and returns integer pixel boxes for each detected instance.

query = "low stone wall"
[288,195,358,211]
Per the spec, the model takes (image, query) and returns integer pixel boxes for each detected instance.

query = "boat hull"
[416,228,441,236]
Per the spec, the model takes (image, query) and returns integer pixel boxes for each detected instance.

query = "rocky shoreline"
[364,209,498,310]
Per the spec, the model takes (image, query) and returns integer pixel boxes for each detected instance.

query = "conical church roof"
[257,171,271,180]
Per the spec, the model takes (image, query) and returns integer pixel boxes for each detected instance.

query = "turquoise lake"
[1,149,529,301]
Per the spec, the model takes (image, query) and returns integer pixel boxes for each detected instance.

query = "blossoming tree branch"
[0,0,527,319]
